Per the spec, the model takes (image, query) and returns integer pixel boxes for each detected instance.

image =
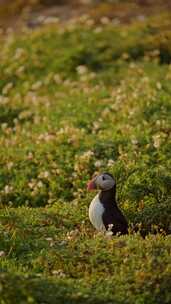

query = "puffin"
[87,172,128,235]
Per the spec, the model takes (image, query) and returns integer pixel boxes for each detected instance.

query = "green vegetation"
[0,11,171,304]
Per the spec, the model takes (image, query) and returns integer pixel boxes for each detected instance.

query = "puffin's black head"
[87,172,115,191]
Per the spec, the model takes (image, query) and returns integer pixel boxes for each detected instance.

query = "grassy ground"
[0,9,171,304]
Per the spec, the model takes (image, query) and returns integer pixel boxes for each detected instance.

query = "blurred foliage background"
[0,0,171,29]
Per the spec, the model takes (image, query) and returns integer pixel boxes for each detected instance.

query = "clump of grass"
[0,207,171,304]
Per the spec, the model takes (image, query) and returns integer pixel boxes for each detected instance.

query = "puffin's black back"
[99,186,128,235]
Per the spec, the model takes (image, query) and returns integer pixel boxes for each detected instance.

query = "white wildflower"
[112,18,120,25]
[39,171,50,179]
[45,237,53,242]
[4,185,13,194]
[43,17,59,24]
[100,17,110,25]
[1,123,8,130]
[108,224,114,231]
[16,65,25,76]
[94,160,102,168]
[137,15,146,21]
[31,81,42,90]
[0,251,5,257]
[2,82,13,95]
[101,108,110,117]
[156,82,162,90]
[76,65,88,75]
[37,181,43,188]
[153,134,161,148]
[82,150,94,159]
[107,159,115,167]
[131,138,138,145]
[53,74,62,84]
[93,122,100,131]
[52,269,65,278]
[27,152,34,160]
[0,96,9,105]
[106,230,113,237]
[94,27,102,33]
[86,18,95,26]
[6,162,14,170]
[28,181,35,189]
[14,48,25,60]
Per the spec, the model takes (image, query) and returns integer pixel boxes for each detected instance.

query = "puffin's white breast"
[89,194,105,231]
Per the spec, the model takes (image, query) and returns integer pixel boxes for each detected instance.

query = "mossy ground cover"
[0,11,171,304]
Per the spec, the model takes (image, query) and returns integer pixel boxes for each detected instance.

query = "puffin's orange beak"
[87,180,97,191]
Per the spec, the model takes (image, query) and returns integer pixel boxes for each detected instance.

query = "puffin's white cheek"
[98,180,107,189]
[96,177,104,188]
[102,180,114,190]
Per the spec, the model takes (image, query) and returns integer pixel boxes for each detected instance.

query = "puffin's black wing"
[102,207,128,235]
